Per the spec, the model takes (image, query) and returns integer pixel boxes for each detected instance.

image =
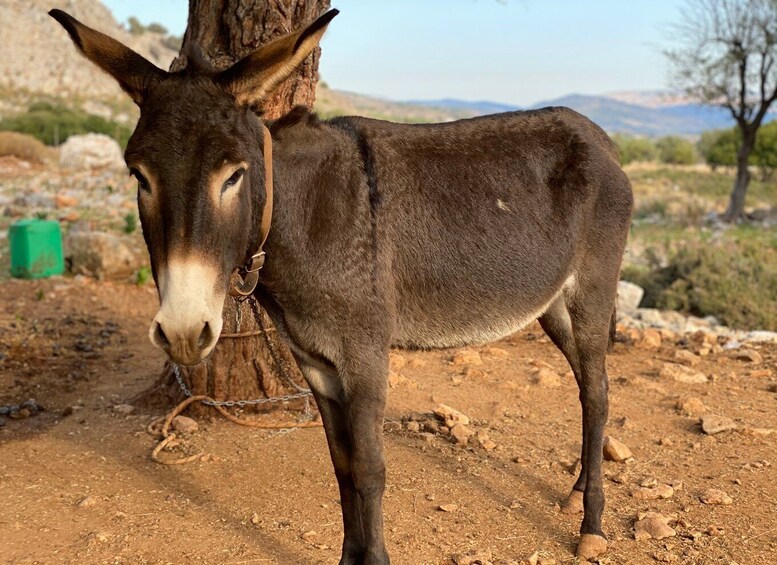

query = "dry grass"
[0,131,52,164]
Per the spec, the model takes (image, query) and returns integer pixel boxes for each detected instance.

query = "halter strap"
[229,123,273,297]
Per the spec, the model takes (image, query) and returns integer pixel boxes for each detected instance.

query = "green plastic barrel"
[9,219,64,279]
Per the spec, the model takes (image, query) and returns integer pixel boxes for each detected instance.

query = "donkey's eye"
[222,168,245,192]
[130,168,150,192]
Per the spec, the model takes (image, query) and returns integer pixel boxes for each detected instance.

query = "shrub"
[698,128,739,169]
[656,136,697,165]
[0,131,51,163]
[622,240,777,331]
[612,134,658,165]
[0,102,132,148]
[754,120,777,180]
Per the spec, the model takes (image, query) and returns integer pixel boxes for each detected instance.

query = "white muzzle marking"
[149,257,224,365]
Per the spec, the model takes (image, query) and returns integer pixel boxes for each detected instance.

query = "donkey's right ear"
[49,9,167,105]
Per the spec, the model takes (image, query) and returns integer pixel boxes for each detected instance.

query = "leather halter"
[229,124,274,297]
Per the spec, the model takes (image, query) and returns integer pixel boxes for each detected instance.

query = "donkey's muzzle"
[149,316,218,366]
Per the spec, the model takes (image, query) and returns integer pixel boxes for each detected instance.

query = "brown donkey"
[51,8,633,563]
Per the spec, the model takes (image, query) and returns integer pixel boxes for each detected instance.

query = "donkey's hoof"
[576,534,607,561]
[560,489,584,514]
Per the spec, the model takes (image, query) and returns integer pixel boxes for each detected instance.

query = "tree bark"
[722,131,756,222]
[137,0,329,416]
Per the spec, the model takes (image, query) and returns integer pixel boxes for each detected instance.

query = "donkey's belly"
[391,275,572,350]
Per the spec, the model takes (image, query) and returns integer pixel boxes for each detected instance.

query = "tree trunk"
[137,0,329,417]
[722,132,755,223]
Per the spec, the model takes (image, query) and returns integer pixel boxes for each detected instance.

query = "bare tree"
[666,0,777,222]
[139,0,330,416]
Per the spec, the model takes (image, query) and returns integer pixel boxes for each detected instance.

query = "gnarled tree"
[141,0,330,416]
[666,0,777,222]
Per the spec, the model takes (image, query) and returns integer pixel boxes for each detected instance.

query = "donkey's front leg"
[345,358,390,565]
[301,356,390,565]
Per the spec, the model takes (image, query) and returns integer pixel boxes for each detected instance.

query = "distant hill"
[406,93,744,136]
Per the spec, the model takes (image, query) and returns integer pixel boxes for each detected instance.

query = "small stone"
[639,328,662,349]
[419,432,435,443]
[707,525,725,536]
[171,415,199,434]
[473,430,497,451]
[454,550,492,565]
[640,477,659,488]
[433,404,470,427]
[438,503,458,513]
[660,363,708,384]
[532,368,562,388]
[674,349,700,366]
[483,346,509,357]
[700,488,733,505]
[406,421,421,433]
[700,414,737,435]
[450,423,475,446]
[734,349,762,364]
[603,436,633,462]
[634,512,676,541]
[112,404,135,415]
[76,496,97,508]
[451,349,482,366]
[659,436,673,446]
[463,367,488,379]
[388,371,418,389]
[676,396,707,417]
[250,512,260,524]
[631,484,674,500]
[301,530,318,542]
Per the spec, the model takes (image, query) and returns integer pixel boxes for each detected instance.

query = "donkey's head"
[50,8,337,365]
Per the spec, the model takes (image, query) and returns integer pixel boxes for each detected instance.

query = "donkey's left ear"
[49,9,167,106]
[216,9,339,107]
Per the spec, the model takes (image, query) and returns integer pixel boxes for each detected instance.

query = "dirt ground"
[0,277,776,565]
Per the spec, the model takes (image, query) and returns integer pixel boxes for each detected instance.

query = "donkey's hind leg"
[565,271,618,561]
[538,297,585,515]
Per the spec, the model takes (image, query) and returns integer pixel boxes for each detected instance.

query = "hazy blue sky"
[103,0,685,106]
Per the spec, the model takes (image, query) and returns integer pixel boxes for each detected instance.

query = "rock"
[388,371,418,389]
[659,363,708,384]
[483,346,509,357]
[617,280,644,313]
[473,430,497,451]
[171,415,199,434]
[419,432,435,443]
[438,503,458,513]
[700,488,733,505]
[631,484,674,500]
[453,550,492,565]
[676,396,707,417]
[112,404,135,415]
[76,495,98,508]
[603,436,633,462]
[674,349,700,367]
[250,512,260,524]
[634,512,676,541]
[65,231,138,279]
[743,330,777,343]
[449,423,475,446]
[734,349,763,364]
[405,421,421,433]
[433,404,470,427]
[301,530,318,542]
[59,133,124,170]
[451,349,482,366]
[638,308,666,327]
[532,368,562,388]
[638,328,662,349]
[700,414,737,435]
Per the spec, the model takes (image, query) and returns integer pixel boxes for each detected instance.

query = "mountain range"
[406,93,759,137]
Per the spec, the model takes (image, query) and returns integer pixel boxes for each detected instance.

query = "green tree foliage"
[127,16,144,35]
[698,128,739,169]
[656,136,697,165]
[146,22,168,34]
[754,120,777,179]
[0,102,131,148]
[611,134,658,165]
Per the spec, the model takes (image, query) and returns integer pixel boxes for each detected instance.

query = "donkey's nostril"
[198,321,215,350]
[154,322,171,349]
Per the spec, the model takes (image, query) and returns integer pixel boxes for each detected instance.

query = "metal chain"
[172,363,312,407]
[172,295,314,409]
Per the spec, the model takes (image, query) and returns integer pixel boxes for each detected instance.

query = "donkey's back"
[328,107,633,350]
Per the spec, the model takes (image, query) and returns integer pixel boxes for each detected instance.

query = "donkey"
[51,8,633,563]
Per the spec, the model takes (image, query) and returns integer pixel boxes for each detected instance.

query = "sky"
[102,0,686,107]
